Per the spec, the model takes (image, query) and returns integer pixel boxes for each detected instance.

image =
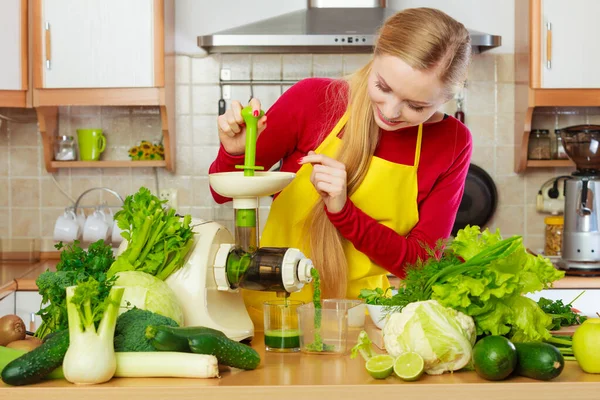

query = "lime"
[472,335,517,381]
[393,352,424,381]
[365,355,395,379]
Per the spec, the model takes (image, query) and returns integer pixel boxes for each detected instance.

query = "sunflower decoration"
[128,140,165,160]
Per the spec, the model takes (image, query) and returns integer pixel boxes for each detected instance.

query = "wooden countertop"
[1,331,600,400]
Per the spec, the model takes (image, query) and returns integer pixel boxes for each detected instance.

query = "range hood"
[198,1,501,54]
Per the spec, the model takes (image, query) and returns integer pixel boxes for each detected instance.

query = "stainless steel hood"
[198,5,501,54]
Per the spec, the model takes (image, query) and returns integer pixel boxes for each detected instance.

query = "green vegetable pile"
[361,226,567,343]
[35,240,116,339]
[106,187,195,281]
[114,308,179,352]
[537,292,587,331]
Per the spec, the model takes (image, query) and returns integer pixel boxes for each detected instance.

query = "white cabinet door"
[541,0,600,88]
[0,0,24,90]
[42,0,155,89]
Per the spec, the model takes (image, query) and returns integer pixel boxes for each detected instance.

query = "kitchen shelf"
[50,160,167,169]
[526,159,575,168]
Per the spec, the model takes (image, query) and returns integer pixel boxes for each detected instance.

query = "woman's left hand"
[300,151,348,214]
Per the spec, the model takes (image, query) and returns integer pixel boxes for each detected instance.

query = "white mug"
[83,209,110,244]
[53,209,80,243]
[75,208,86,237]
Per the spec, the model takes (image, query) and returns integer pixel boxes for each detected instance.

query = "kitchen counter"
[3,261,600,298]
[1,331,600,400]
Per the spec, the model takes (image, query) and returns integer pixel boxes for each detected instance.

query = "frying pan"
[451,163,498,236]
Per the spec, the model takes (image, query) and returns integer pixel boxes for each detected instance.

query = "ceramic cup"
[83,208,111,243]
[76,129,106,161]
[111,220,124,245]
[53,209,80,243]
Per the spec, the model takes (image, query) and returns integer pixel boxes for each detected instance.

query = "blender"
[164,107,314,341]
[555,125,600,273]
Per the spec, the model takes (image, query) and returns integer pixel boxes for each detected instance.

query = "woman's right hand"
[217,98,267,156]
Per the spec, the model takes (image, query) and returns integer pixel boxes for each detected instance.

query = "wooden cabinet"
[30,0,176,173]
[514,0,600,173]
[39,0,156,89]
[533,0,600,89]
[0,0,28,107]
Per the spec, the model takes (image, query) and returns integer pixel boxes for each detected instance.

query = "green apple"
[573,318,600,373]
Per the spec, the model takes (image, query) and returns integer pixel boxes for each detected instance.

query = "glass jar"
[544,215,564,256]
[554,130,569,160]
[54,135,76,161]
[528,129,551,160]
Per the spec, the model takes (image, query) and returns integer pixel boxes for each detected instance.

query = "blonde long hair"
[307,8,472,299]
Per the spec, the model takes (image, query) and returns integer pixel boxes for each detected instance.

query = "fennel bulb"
[63,280,124,385]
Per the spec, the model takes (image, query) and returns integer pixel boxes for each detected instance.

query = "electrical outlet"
[159,188,178,210]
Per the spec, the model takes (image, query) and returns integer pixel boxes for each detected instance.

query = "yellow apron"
[242,110,423,329]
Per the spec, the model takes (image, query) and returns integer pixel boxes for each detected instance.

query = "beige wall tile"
[343,54,371,75]
[497,83,515,114]
[0,208,9,236]
[41,177,71,207]
[9,121,39,147]
[251,55,282,80]
[468,54,496,82]
[102,115,132,147]
[190,206,214,221]
[496,112,515,145]
[191,55,220,83]
[191,85,221,115]
[526,203,546,237]
[176,85,191,115]
[496,54,515,83]
[0,147,8,176]
[192,177,213,207]
[11,209,40,237]
[282,55,312,80]
[525,235,545,253]
[176,145,194,175]
[41,208,63,238]
[100,176,132,203]
[496,175,525,206]
[465,82,495,115]
[193,146,218,176]
[222,54,252,80]
[131,115,162,144]
[469,146,495,176]
[71,106,101,116]
[0,178,8,207]
[10,148,39,177]
[192,116,219,146]
[313,55,343,78]
[11,179,40,208]
[487,205,525,237]
[0,120,9,146]
[160,176,192,208]
[71,177,104,203]
[465,115,494,147]
[176,115,192,146]
[495,146,516,176]
[176,55,191,84]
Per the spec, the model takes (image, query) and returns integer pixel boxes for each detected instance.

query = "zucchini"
[189,333,260,370]
[1,329,69,386]
[514,342,564,381]
[145,325,226,352]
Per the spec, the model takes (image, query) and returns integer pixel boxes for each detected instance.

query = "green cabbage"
[383,300,475,375]
[114,271,184,326]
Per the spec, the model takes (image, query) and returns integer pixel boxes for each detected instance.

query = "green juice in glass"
[263,298,303,352]
[264,329,301,350]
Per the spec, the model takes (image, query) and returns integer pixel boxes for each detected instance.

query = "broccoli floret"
[114,308,179,352]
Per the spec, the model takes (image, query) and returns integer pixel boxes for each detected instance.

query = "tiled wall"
[0,52,573,253]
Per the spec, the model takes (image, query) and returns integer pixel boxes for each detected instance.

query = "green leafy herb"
[537,291,588,330]
[35,240,115,339]
[106,187,195,280]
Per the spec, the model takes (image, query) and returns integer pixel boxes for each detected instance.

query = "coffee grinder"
[555,125,600,272]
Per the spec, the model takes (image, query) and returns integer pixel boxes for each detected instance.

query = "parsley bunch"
[35,240,115,339]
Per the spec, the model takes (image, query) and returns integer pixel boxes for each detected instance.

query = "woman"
[209,8,473,327]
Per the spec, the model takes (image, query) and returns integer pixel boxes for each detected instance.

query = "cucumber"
[1,329,69,386]
[189,333,260,370]
[145,325,226,352]
[514,342,564,381]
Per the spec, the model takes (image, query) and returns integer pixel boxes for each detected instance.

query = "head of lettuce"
[383,300,476,375]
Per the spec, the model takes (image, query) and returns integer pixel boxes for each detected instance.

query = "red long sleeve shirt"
[209,78,472,278]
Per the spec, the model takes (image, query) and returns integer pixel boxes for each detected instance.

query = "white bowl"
[366,304,389,330]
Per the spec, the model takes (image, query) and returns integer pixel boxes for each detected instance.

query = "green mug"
[77,129,106,161]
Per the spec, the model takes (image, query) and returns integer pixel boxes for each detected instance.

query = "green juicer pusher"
[234,106,265,253]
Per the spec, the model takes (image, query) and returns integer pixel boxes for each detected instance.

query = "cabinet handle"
[546,22,552,69]
[45,22,51,70]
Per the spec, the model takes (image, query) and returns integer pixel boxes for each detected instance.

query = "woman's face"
[368,54,449,131]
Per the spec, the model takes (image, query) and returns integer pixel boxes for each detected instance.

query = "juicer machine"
[165,107,314,341]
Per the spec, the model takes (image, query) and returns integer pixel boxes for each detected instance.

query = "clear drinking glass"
[263,299,303,352]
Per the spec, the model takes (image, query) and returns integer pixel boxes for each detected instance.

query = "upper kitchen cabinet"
[31,0,177,173]
[0,0,29,107]
[37,0,156,90]
[531,0,600,89]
